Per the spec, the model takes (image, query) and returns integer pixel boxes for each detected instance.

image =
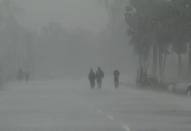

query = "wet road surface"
[0,76,191,131]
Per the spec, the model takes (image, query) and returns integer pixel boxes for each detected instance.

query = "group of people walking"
[88,67,120,88]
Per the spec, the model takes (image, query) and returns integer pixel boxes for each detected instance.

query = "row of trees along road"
[97,0,134,72]
[125,0,191,82]
[0,0,35,84]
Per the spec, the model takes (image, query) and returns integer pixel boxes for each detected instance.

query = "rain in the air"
[0,0,191,131]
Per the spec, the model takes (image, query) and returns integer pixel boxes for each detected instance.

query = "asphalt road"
[0,76,191,131]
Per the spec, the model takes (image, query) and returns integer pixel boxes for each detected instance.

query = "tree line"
[0,0,96,83]
[125,0,191,82]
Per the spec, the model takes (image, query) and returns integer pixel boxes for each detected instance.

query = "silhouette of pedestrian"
[88,68,96,88]
[113,70,120,88]
[96,67,104,88]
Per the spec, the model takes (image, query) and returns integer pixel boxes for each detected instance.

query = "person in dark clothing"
[88,68,96,88]
[113,70,120,88]
[96,67,104,88]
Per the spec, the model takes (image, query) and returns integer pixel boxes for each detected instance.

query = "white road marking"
[122,125,132,131]
[95,108,132,131]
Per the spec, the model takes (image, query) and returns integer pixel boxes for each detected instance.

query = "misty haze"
[0,0,191,131]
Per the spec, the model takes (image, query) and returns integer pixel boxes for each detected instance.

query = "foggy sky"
[18,0,109,33]
[0,0,137,79]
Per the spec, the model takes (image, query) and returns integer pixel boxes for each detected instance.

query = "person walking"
[113,69,120,88]
[88,68,96,88]
[96,67,104,88]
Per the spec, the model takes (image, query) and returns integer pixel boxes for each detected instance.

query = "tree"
[125,0,191,82]
[169,0,191,80]
[97,0,132,69]
[125,0,167,78]
[0,0,26,82]
[125,0,188,81]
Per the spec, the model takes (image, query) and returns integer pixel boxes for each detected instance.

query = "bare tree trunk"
[178,54,182,80]
[152,44,158,78]
[136,55,143,84]
[188,44,191,79]
[158,47,163,82]
[162,53,167,81]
